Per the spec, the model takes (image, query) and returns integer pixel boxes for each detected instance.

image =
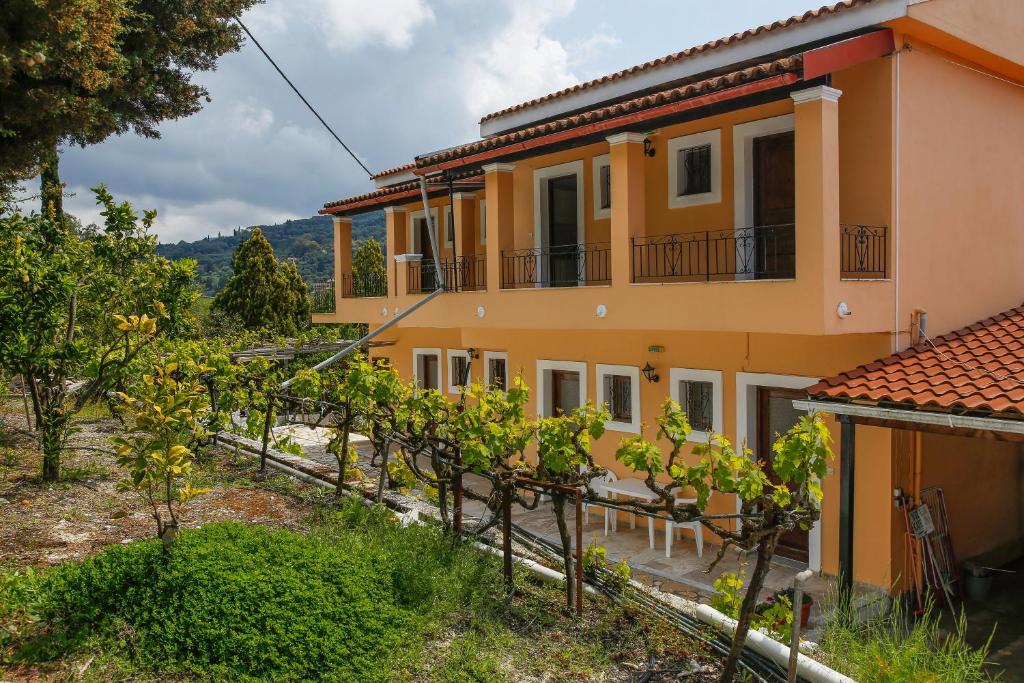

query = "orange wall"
[920,432,1024,561]
[369,324,894,586]
[895,39,1024,344]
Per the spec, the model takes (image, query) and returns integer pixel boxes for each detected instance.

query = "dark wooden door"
[757,386,809,563]
[550,370,581,416]
[547,175,579,287]
[417,217,437,289]
[752,131,795,278]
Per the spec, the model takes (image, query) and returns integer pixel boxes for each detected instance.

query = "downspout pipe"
[281,178,447,388]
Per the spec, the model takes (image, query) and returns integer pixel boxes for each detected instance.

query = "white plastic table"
[602,477,659,549]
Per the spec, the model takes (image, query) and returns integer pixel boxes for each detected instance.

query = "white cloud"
[254,0,434,52]
[63,186,302,243]
[233,99,275,135]
[458,0,613,122]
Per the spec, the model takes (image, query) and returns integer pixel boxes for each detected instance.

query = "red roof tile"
[321,174,483,214]
[371,163,416,179]
[809,305,1024,416]
[418,56,802,168]
[480,1,871,125]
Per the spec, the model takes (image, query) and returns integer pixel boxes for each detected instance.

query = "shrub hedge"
[36,505,502,681]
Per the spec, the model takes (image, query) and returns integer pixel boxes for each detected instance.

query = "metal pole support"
[575,490,584,617]
[787,568,814,683]
[502,484,514,586]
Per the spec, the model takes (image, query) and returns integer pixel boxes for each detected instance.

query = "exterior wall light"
[596,304,607,318]
[643,137,656,157]
[836,301,852,318]
[467,348,479,360]
[642,362,660,384]
[476,306,485,318]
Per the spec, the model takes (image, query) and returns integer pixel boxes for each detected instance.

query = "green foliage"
[582,540,607,578]
[446,376,532,474]
[712,571,793,642]
[25,505,505,681]
[817,600,992,682]
[609,560,631,591]
[0,0,260,196]
[0,188,190,480]
[212,228,312,335]
[156,214,385,296]
[351,236,387,296]
[113,359,212,542]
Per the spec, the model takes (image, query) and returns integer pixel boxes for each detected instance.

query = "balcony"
[310,279,335,313]
[501,243,611,289]
[631,224,795,283]
[840,224,888,279]
[407,254,487,293]
[341,270,387,298]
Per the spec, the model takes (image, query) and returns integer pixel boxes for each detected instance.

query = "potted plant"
[773,587,813,628]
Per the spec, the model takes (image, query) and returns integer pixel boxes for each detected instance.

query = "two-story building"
[312,0,1024,593]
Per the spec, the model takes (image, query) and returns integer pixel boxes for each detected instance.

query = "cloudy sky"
[58,0,825,243]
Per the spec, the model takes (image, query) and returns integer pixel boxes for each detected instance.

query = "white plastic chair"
[583,470,617,535]
[665,488,707,558]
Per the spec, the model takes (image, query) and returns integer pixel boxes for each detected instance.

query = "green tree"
[0,187,192,481]
[212,228,311,335]
[352,237,386,297]
[1,0,261,203]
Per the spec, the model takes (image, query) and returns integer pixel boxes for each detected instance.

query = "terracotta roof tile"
[371,163,416,179]
[418,56,802,168]
[321,172,484,213]
[809,305,1024,416]
[479,1,870,125]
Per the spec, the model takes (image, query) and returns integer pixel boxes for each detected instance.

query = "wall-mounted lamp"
[467,348,479,360]
[642,362,660,383]
[643,137,656,158]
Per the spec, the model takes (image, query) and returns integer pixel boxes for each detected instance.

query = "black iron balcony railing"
[340,268,387,298]
[501,243,611,289]
[631,224,795,283]
[840,224,887,279]
[407,254,487,294]
[309,279,335,313]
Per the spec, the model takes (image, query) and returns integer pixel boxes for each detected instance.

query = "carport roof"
[808,305,1024,417]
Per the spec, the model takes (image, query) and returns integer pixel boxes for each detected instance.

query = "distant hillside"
[157,212,385,295]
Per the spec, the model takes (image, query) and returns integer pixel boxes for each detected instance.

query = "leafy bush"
[30,506,503,681]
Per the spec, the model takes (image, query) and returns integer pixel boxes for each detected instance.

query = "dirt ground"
[0,407,315,570]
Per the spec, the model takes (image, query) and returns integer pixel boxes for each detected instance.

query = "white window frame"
[407,207,439,254]
[479,198,487,245]
[595,364,640,433]
[669,368,723,443]
[446,349,471,393]
[734,371,821,571]
[483,351,508,390]
[442,205,455,248]
[667,129,722,209]
[732,114,794,230]
[591,154,611,220]
[532,160,585,251]
[535,359,587,419]
[411,347,442,391]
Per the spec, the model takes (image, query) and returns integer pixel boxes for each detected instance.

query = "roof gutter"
[793,399,1024,436]
[416,72,800,175]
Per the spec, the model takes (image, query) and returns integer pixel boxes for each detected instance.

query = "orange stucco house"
[312,0,1024,592]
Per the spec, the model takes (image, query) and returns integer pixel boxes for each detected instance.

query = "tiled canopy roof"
[809,306,1024,416]
[479,0,871,125]
[418,56,802,168]
[321,174,483,214]
[371,163,416,179]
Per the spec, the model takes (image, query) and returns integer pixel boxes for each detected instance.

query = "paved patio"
[270,423,868,630]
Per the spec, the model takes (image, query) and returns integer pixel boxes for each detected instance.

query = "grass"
[815,596,995,682]
[1,500,707,682]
